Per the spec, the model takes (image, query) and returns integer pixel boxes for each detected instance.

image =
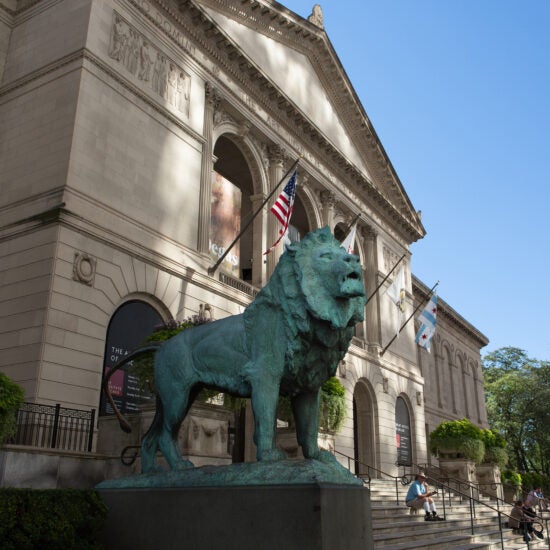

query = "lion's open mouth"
[340,270,365,297]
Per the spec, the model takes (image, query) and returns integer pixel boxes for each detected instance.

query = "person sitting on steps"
[405,472,444,521]
[509,500,544,542]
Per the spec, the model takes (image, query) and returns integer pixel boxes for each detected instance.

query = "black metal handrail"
[334,451,549,549]
[9,402,95,453]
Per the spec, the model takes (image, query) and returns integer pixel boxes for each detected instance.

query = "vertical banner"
[100,301,163,416]
[395,396,412,466]
[210,172,242,277]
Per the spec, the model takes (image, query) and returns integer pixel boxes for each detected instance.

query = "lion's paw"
[258,448,286,462]
[174,459,195,470]
[316,449,338,464]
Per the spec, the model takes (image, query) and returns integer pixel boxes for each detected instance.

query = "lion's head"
[249,227,366,332]
[289,227,365,328]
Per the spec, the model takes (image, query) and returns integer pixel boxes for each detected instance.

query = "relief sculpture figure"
[103,227,365,473]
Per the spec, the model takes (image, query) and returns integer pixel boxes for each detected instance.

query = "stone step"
[374,517,499,535]
[367,477,547,549]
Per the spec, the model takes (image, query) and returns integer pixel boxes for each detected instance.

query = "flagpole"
[380,280,439,357]
[207,158,300,275]
[366,254,406,303]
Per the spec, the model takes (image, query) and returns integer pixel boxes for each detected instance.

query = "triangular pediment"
[188,0,424,242]
[201,4,369,175]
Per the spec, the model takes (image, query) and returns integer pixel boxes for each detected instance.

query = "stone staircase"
[369,478,549,549]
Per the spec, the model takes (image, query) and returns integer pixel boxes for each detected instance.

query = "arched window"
[395,396,412,466]
[99,300,164,416]
[212,136,254,281]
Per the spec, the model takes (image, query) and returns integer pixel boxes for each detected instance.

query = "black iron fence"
[10,402,95,453]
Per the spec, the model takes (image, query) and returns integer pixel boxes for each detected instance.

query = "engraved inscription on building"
[108,12,191,117]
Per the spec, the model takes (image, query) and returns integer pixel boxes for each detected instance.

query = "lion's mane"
[244,227,365,393]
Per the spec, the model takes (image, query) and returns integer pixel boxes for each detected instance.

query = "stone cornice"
[412,275,489,348]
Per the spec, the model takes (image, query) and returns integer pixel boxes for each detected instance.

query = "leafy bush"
[429,418,485,463]
[277,377,346,434]
[482,429,508,468]
[0,373,24,444]
[501,469,522,487]
[0,489,107,549]
[519,472,550,494]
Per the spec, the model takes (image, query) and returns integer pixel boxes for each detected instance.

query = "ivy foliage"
[0,489,107,549]
[0,373,24,444]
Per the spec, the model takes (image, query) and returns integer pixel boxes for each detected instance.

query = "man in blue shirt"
[405,472,444,521]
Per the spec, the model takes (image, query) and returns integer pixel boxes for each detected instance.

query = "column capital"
[360,224,377,241]
[319,190,337,207]
[205,82,221,109]
[267,144,286,167]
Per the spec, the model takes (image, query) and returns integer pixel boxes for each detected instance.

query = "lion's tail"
[101,343,162,433]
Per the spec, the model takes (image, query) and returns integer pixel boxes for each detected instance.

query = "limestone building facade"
[0,0,489,481]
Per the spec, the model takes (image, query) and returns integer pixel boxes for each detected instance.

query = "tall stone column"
[320,190,337,231]
[361,226,381,350]
[198,82,220,256]
[265,145,285,278]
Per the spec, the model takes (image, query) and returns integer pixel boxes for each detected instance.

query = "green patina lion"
[105,227,365,472]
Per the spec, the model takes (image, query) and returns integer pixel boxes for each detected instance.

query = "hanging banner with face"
[209,172,242,277]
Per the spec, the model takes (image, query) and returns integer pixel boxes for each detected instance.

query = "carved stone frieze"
[108,11,191,117]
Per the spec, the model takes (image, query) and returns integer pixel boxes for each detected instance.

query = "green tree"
[483,347,550,474]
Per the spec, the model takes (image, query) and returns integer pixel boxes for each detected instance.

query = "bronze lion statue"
[104,227,365,472]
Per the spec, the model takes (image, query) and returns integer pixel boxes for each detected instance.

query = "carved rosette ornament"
[73,252,96,286]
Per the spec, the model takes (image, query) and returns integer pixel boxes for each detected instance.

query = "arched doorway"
[99,300,164,416]
[353,379,377,476]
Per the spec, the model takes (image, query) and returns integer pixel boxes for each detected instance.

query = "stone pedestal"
[98,483,371,550]
[97,402,233,472]
[476,463,503,501]
[438,458,479,498]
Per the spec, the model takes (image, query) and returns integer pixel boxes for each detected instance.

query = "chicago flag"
[415,294,438,352]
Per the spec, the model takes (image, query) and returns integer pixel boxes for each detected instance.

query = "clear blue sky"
[282,0,550,361]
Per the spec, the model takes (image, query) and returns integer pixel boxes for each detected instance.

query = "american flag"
[264,170,297,255]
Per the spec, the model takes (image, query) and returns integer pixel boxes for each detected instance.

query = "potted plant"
[477,429,508,500]
[429,418,485,464]
[501,470,522,502]
[481,429,508,468]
